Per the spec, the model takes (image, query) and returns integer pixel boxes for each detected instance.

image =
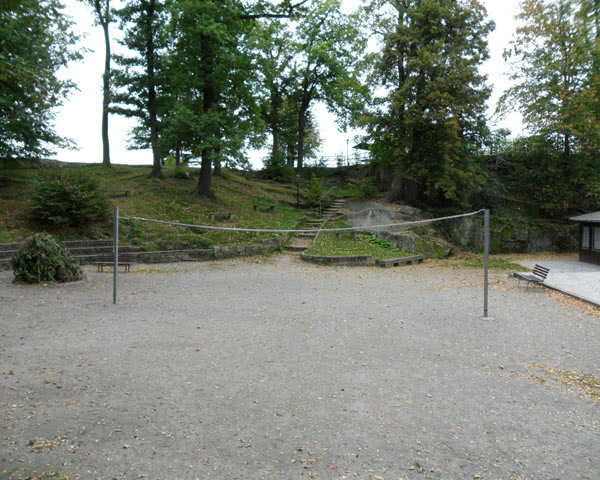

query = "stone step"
[285,244,308,252]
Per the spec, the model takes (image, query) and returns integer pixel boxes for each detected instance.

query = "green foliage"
[11,233,84,284]
[495,0,600,215]
[30,170,110,227]
[261,153,295,183]
[360,0,493,204]
[304,175,325,208]
[174,166,188,179]
[345,177,376,199]
[306,219,411,259]
[499,0,589,156]
[0,0,81,161]
[291,0,367,169]
[364,234,407,254]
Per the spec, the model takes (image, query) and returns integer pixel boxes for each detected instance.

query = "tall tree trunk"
[197,36,216,196]
[297,100,310,171]
[213,147,222,176]
[95,0,111,167]
[175,140,181,167]
[270,90,281,160]
[145,0,161,177]
[287,144,295,168]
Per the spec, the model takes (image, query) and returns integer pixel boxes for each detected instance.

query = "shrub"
[11,233,84,284]
[174,166,189,179]
[262,153,295,183]
[304,175,325,208]
[345,177,377,199]
[31,170,110,227]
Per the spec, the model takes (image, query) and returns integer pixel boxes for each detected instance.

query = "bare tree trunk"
[297,104,308,171]
[270,90,282,160]
[175,140,181,167]
[197,36,215,196]
[145,0,161,178]
[94,0,111,167]
[287,144,295,168]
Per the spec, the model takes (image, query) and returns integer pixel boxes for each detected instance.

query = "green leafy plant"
[30,170,110,227]
[304,175,325,208]
[344,177,376,199]
[262,153,295,183]
[11,233,84,284]
[174,166,189,179]
[364,234,409,255]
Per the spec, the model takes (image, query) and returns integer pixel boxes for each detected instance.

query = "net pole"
[113,206,119,305]
[483,209,490,319]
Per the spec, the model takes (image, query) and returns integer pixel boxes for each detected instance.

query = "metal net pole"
[113,206,119,305]
[483,209,490,319]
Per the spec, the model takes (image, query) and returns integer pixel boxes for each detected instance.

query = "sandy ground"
[0,255,599,480]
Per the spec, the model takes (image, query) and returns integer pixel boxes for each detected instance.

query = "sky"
[53,0,524,168]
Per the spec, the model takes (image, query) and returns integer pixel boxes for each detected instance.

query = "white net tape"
[120,210,484,234]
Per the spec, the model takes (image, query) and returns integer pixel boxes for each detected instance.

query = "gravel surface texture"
[1,255,598,480]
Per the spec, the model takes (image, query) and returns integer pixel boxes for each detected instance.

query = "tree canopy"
[359,0,495,204]
[0,0,81,161]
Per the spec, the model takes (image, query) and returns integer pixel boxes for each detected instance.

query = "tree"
[499,0,588,156]
[360,0,494,204]
[169,0,310,196]
[255,20,296,163]
[81,0,113,167]
[290,0,366,170]
[255,22,322,169]
[167,0,262,191]
[497,0,600,215]
[112,0,170,177]
[0,0,81,161]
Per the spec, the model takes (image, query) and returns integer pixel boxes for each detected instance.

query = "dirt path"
[1,257,598,479]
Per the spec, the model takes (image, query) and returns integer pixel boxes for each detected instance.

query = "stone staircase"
[0,240,144,270]
[286,196,346,253]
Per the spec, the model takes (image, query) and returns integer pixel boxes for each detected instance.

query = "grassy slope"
[0,165,304,248]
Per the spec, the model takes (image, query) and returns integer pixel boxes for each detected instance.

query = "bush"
[11,233,84,284]
[304,175,325,208]
[174,166,189,179]
[31,170,110,227]
[345,177,376,199]
[262,153,295,183]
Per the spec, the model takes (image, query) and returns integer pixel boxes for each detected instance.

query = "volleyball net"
[110,208,492,319]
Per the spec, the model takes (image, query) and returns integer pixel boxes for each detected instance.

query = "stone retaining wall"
[0,235,287,271]
[300,252,376,266]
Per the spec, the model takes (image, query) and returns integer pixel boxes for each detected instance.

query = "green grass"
[0,165,305,248]
[439,255,530,271]
[304,218,411,259]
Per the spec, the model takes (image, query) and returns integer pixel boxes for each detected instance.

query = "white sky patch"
[54,0,523,168]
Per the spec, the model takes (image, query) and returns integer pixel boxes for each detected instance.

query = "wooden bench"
[95,262,133,273]
[516,264,550,290]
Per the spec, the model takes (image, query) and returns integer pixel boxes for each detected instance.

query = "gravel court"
[0,256,598,480]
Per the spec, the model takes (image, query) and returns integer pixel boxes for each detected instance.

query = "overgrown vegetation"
[11,232,84,283]
[305,219,411,259]
[304,175,326,208]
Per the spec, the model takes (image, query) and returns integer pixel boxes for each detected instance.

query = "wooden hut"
[570,212,600,265]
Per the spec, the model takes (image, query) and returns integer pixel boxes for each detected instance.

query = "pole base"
[481,316,494,321]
